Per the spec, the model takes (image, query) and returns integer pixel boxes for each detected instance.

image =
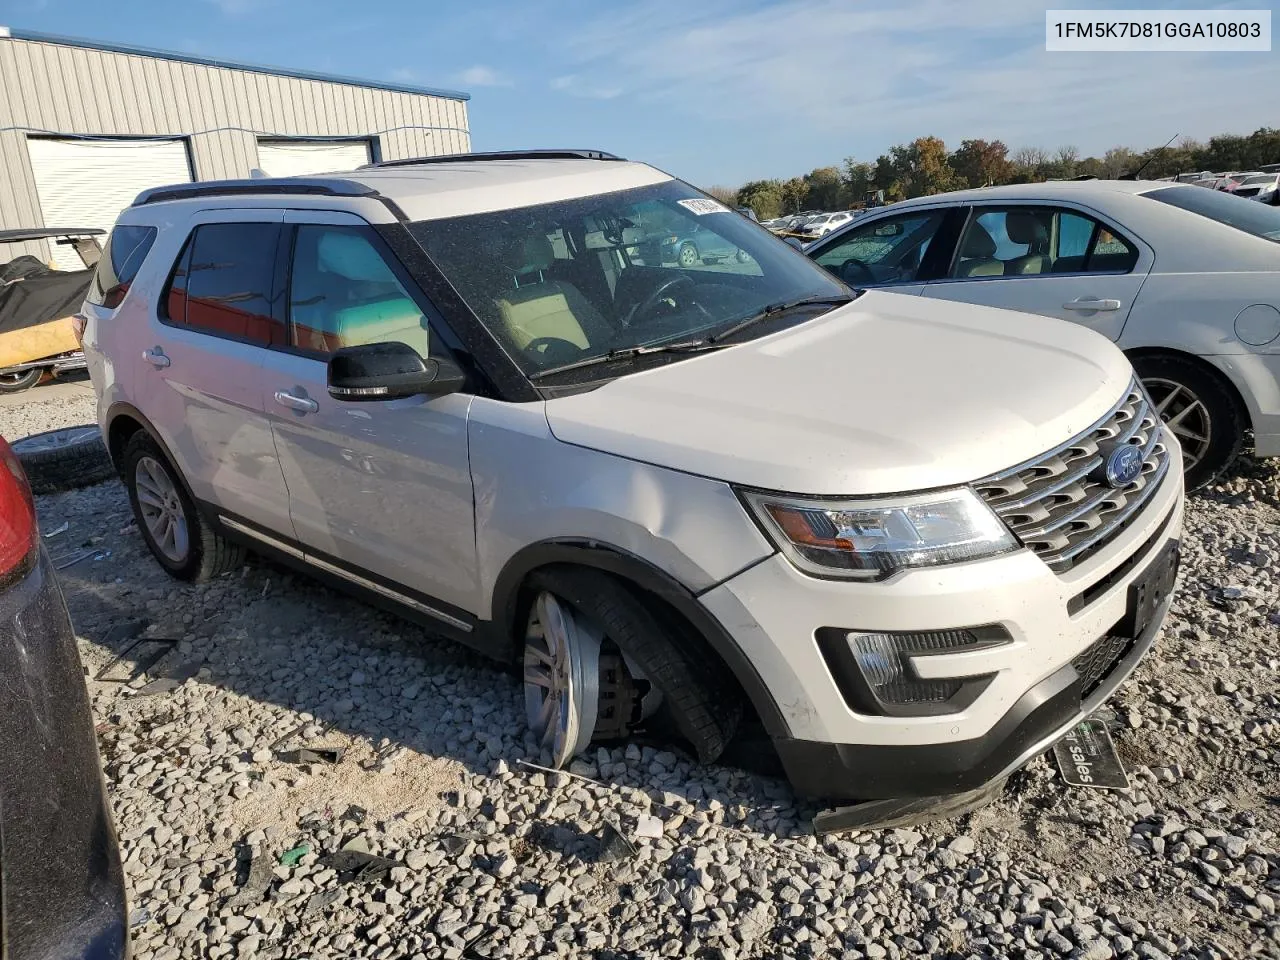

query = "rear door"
[137,209,293,535]
[261,209,480,618]
[922,202,1152,341]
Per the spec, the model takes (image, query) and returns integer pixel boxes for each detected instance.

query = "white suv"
[81,150,1184,809]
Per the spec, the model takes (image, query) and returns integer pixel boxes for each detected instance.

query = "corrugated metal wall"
[0,35,471,259]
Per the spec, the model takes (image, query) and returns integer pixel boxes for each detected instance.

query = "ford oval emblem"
[1104,444,1144,488]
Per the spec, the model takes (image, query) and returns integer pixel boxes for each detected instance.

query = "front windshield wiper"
[708,293,856,344]
[528,338,727,381]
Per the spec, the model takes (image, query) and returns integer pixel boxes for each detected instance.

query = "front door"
[262,210,480,619]
[923,203,1152,341]
[136,209,293,534]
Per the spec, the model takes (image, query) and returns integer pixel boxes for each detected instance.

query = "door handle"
[274,390,319,414]
[141,347,170,368]
[1063,298,1122,312]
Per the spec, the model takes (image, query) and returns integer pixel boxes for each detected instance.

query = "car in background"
[0,434,129,959]
[1229,173,1280,204]
[735,206,759,222]
[646,223,752,267]
[804,179,1280,490]
[795,211,855,240]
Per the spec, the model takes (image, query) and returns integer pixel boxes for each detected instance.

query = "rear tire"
[0,368,42,393]
[121,432,244,581]
[10,425,115,494]
[677,243,699,268]
[525,567,741,764]
[1131,354,1244,492]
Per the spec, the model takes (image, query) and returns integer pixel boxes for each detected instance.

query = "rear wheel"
[1131,354,1244,491]
[122,432,244,581]
[677,243,699,268]
[521,568,740,767]
[0,368,42,393]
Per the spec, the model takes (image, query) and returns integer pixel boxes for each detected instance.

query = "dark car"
[649,223,753,267]
[0,434,128,959]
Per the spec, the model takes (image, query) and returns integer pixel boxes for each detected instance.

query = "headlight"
[740,487,1016,580]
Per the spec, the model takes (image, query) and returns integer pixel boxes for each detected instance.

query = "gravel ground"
[4,390,1279,960]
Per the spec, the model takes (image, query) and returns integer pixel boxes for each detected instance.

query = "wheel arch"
[103,403,198,501]
[490,539,791,739]
[1125,346,1252,430]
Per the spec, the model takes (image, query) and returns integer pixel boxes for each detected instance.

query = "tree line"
[706,127,1280,220]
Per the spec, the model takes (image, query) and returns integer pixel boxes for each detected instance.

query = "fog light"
[849,631,979,705]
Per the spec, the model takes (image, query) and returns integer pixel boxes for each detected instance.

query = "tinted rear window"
[163,223,285,345]
[1144,185,1280,243]
[87,225,157,306]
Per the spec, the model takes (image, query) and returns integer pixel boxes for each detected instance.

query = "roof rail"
[132,177,377,207]
[364,149,625,169]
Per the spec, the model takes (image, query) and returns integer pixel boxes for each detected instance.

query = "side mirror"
[783,237,804,251]
[327,342,465,401]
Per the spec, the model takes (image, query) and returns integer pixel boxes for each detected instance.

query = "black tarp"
[0,265,94,335]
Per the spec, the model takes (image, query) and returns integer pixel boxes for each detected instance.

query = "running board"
[219,516,472,633]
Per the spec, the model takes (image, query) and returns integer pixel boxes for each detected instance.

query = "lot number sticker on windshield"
[678,198,729,216]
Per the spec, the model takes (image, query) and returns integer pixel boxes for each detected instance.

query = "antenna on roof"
[249,168,270,179]
[1120,133,1178,181]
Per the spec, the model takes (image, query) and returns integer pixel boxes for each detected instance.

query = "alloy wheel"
[523,591,601,768]
[1144,377,1212,471]
[134,455,190,563]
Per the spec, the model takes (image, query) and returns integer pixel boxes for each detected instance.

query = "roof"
[0,227,104,242]
[0,26,470,102]
[888,179,1171,209]
[133,158,674,222]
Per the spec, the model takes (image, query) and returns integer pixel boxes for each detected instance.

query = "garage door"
[255,140,373,178]
[26,137,192,270]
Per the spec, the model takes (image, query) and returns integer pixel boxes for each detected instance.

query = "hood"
[544,291,1135,496]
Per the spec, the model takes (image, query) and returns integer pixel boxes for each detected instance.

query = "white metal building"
[0,27,472,267]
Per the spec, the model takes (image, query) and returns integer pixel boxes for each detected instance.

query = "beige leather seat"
[1003,212,1051,275]
[955,223,1003,277]
[292,229,428,354]
[492,236,606,352]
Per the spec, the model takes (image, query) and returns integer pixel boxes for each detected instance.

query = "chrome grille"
[975,380,1171,573]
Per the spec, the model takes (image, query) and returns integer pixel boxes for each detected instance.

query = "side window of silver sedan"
[812,211,946,286]
[953,207,1138,279]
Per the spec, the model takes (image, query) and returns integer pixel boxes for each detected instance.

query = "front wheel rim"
[679,246,697,266]
[1144,377,1212,471]
[523,592,601,767]
[135,456,189,563]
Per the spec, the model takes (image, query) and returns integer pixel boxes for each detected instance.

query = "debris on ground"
[279,844,311,866]
[225,850,274,909]
[42,520,69,538]
[94,636,177,683]
[595,821,637,862]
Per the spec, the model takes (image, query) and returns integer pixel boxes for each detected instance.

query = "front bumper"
[700,444,1183,800]
[0,549,128,960]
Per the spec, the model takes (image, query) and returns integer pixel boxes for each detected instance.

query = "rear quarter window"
[87,224,158,308]
[1144,185,1280,244]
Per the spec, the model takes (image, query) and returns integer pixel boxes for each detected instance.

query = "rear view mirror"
[327,342,464,401]
[873,223,903,237]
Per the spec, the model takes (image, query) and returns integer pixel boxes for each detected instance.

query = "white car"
[79,152,1182,810]
[796,211,854,240]
[805,179,1280,489]
[1229,173,1280,204]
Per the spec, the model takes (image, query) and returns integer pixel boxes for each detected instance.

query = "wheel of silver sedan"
[1143,377,1212,471]
[134,455,189,563]
[523,591,601,768]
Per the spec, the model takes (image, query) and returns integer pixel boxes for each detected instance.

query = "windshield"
[1239,174,1276,185]
[407,180,847,381]
[1145,185,1280,243]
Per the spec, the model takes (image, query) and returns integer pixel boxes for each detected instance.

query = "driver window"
[813,211,945,286]
[288,225,435,357]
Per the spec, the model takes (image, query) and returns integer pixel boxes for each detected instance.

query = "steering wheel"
[524,336,585,364]
[628,274,708,326]
[839,258,875,284]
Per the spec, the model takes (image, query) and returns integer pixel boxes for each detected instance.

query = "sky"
[2,0,1275,186]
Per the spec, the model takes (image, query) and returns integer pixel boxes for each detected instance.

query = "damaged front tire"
[521,567,741,767]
